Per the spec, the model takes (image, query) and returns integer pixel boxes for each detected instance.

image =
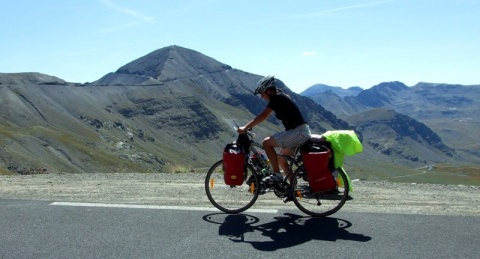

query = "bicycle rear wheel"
[291,166,350,217]
[205,160,260,214]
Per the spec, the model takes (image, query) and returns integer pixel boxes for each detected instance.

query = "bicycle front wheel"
[205,160,260,214]
[291,166,350,217]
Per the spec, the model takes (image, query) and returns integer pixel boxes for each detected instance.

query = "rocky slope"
[301,81,480,166]
[0,46,350,175]
[1,46,478,186]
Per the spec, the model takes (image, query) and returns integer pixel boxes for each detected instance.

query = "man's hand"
[237,126,248,134]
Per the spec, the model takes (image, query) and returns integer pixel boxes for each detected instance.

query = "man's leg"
[262,136,279,173]
[262,136,284,182]
[279,148,293,180]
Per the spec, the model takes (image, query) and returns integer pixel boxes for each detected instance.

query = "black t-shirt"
[267,93,306,130]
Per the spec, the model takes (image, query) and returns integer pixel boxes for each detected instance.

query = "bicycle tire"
[291,166,350,217]
[205,160,260,214]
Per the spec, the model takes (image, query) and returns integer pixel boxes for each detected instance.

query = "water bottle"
[260,168,269,177]
[259,153,270,177]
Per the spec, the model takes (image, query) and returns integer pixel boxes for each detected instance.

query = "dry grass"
[165,163,194,174]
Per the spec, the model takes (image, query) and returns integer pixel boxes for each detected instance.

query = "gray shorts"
[272,124,311,148]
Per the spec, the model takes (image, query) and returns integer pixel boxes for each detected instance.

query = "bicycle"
[205,130,350,217]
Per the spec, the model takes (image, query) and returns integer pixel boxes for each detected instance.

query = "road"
[0,199,478,258]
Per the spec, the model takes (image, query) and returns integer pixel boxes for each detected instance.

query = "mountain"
[94,45,234,86]
[94,46,349,132]
[301,89,362,117]
[0,72,67,85]
[353,81,409,108]
[299,83,365,117]
[0,46,349,175]
[2,45,478,185]
[345,109,456,164]
[301,81,480,167]
[300,84,363,98]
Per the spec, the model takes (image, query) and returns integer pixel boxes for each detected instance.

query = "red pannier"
[301,144,336,192]
[222,143,245,185]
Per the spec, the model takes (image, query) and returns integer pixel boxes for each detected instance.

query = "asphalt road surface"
[0,199,478,258]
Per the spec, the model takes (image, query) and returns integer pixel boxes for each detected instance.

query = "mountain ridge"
[301,81,480,167]
[0,46,350,176]
[1,45,478,185]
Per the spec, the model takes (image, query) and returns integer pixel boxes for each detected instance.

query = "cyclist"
[237,75,311,184]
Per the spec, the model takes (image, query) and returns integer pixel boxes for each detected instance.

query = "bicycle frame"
[246,132,299,171]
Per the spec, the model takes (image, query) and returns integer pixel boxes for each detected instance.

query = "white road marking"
[50,202,278,213]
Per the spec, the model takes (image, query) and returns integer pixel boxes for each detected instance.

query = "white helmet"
[254,75,276,95]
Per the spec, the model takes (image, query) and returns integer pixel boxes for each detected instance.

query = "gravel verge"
[0,173,479,216]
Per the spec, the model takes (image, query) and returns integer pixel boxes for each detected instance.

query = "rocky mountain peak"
[95,45,232,86]
[300,83,362,98]
[372,81,408,91]
[354,81,408,107]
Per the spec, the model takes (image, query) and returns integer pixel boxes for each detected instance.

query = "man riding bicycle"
[237,75,311,184]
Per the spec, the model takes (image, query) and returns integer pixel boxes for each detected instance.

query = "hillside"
[0,46,349,175]
[1,45,478,185]
[345,109,456,164]
[301,82,480,164]
[94,46,349,132]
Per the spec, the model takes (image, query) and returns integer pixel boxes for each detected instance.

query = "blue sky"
[1,0,479,93]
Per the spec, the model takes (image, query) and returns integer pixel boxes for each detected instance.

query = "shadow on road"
[203,212,371,251]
